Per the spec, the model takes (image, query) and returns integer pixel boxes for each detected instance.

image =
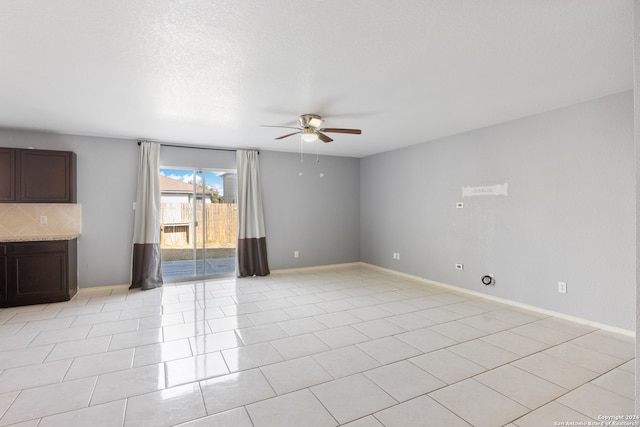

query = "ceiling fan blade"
[260,125,301,130]
[320,128,362,134]
[318,132,333,143]
[275,131,301,140]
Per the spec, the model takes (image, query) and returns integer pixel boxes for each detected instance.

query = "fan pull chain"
[300,140,303,163]
[316,140,320,163]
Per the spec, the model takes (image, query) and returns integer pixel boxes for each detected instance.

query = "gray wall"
[0,132,362,285]
[361,91,635,330]
[0,92,633,331]
[0,129,138,287]
[159,145,236,171]
[260,150,360,270]
[633,0,639,415]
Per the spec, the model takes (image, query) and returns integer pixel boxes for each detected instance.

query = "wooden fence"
[160,203,237,248]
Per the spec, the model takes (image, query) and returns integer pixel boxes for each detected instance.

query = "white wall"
[361,91,635,330]
[0,129,138,287]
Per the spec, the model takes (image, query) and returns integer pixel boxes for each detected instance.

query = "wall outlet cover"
[558,282,567,294]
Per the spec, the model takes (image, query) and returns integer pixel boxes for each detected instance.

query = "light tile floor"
[0,264,634,427]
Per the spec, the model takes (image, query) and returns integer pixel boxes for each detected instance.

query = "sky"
[160,168,224,195]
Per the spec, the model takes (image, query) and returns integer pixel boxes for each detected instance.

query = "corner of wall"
[633,0,640,415]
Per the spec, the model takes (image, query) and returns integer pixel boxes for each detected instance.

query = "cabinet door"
[18,150,76,203]
[2,240,75,308]
[13,252,66,297]
[0,251,6,300]
[0,148,16,201]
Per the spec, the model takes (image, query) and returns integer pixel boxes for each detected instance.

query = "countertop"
[0,235,80,243]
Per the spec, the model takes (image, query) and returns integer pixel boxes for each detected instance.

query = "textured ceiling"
[0,0,633,157]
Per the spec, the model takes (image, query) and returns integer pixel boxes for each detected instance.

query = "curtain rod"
[137,141,235,152]
[137,141,259,153]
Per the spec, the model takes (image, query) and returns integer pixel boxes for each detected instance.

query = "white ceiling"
[0,0,633,158]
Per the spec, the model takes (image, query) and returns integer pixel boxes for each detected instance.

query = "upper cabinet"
[19,149,76,203]
[0,148,76,203]
[0,148,16,201]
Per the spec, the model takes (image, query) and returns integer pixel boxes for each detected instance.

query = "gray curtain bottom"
[130,243,164,290]
[237,237,270,277]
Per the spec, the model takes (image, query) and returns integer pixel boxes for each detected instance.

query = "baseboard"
[75,262,635,338]
[77,283,130,294]
[270,262,365,274]
[362,263,635,338]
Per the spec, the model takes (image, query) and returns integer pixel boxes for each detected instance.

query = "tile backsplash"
[0,204,81,240]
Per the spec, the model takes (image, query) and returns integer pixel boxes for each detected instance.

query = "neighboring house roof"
[160,175,214,195]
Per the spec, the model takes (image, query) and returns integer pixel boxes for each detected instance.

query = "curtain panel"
[236,150,270,277]
[130,141,163,290]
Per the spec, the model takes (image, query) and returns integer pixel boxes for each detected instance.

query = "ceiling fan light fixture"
[301,130,318,143]
[308,117,324,128]
[299,114,324,129]
[265,114,360,145]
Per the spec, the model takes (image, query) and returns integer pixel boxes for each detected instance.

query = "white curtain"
[130,141,163,290]
[236,150,270,277]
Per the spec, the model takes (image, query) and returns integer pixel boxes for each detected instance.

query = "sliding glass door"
[159,168,237,281]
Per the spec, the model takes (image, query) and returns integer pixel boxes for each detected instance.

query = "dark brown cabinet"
[0,149,16,201]
[0,239,77,307]
[0,147,79,307]
[0,148,76,203]
[0,244,7,300]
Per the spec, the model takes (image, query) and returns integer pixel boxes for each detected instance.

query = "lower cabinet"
[0,239,77,307]
[0,245,7,300]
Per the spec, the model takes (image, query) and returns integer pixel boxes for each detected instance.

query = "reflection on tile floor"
[0,264,634,426]
[161,257,236,280]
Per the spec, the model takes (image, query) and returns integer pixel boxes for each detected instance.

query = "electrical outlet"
[455,263,464,270]
[39,215,48,224]
[558,282,567,294]
[294,251,299,258]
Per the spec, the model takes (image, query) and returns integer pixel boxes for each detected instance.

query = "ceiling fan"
[262,114,362,143]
